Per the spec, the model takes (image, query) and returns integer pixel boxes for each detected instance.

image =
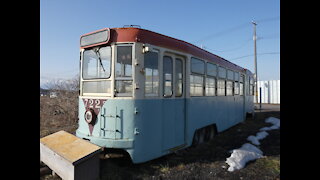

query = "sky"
[40,0,280,86]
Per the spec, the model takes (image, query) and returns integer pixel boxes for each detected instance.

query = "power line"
[193,23,249,44]
[201,33,278,54]
[259,33,280,40]
[229,52,280,61]
[255,16,280,23]
[204,39,252,52]
[192,16,280,44]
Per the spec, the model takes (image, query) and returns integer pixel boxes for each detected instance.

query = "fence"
[254,80,280,104]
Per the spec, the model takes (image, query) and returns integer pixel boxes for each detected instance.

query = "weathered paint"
[76,95,252,163]
[80,27,251,74]
[77,27,255,164]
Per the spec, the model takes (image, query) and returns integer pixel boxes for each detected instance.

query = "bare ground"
[40,96,280,180]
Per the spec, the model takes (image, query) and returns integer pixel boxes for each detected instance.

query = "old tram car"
[76,27,254,163]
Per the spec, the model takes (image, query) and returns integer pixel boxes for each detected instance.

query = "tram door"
[162,54,185,150]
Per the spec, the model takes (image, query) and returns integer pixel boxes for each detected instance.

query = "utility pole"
[252,21,259,107]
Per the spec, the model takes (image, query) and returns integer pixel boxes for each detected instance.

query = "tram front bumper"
[76,130,134,149]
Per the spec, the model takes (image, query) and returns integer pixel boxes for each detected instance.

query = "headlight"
[84,109,95,124]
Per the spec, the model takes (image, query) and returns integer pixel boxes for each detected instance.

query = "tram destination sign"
[80,28,110,47]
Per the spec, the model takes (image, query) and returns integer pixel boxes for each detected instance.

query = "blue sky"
[40,0,280,86]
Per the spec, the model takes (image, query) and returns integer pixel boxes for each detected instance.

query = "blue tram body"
[76,27,254,163]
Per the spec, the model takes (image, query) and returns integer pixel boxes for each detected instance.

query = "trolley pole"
[252,21,259,107]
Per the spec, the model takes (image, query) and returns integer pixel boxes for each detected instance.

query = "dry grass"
[40,91,78,138]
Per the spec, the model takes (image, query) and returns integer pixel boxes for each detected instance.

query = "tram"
[75,27,254,163]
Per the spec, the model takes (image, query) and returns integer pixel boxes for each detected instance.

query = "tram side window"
[217,66,226,96]
[217,80,225,96]
[191,57,205,74]
[240,75,244,96]
[115,46,133,96]
[226,70,234,96]
[206,78,216,96]
[190,75,204,96]
[145,51,159,96]
[175,59,183,97]
[190,58,204,96]
[163,56,173,97]
[246,77,252,96]
[249,77,254,95]
[234,72,240,95]
[206,63,217,96]
[226,81,233,96]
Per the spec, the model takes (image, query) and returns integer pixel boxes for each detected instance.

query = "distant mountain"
[40,87,50,96]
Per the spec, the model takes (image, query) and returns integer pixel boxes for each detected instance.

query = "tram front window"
[82,46,112,95]
[82,46,111,79]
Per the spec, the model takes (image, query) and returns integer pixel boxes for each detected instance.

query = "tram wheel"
[198,129,205,144]
[204,127,211,142]
[192,126,215,146]
[192,130,200,146]
[209,126,216,140]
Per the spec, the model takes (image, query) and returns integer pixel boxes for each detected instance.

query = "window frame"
[234,72,240,95]
[82,46,112,80]
[190,74,204,97]
[175,58,183,97]
[81,46,113,97]
[218,66,227,79]
[226,80,234,96]
[205,62,217,96]
[240,74,244,96]
[249,76,254,96]
[82,80,112,97]
[115,45,133,79]
[217,79,226,96]
[144,50,159,97]
[226,69,234,96]
[190,57,205,97]
[217,66,227,96]
[114,44,134,97]
[206,62,217,77]
[205,76,216,96]
[163,56,173,98]
[191,57,205,75]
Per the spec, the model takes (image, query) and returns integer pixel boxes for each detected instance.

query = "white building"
[254,80,280,104]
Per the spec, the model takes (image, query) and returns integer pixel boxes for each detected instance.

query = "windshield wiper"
[95,48,106,72]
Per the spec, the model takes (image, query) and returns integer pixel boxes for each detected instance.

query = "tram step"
[40,130,102,180]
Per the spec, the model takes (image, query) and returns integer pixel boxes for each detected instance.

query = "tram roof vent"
[123,25,141,28]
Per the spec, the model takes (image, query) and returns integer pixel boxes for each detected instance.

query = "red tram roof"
[80,27,253,75]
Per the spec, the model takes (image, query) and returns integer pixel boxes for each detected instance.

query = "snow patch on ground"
[226,143,263,172]
[225,117,280,172]
[260,117,280,131]
[247,131,269,145]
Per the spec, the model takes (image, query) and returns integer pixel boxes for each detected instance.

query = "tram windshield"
[82,46,111,79]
